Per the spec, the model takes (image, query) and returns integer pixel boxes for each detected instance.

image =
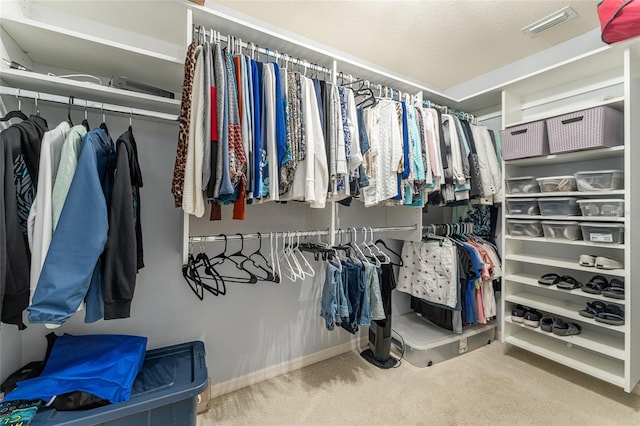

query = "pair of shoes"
[511,305,541,328]
[538,273,561,286]
[581,275,608,295]
[537,273,581,290]
[556,275,581,290]
[540,316,555,332]
[579,254,597,267]
[594,304,625,326]
[595,256,623,270]
[579,301,606,318]
[602,278,625,300]
[552,319,582,336]
[579,255,623,270]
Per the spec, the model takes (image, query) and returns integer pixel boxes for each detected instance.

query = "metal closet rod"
[194,26,331,76]
[424,99,477,124]
[0,86,179,122]
[189,225,417,243]
[193,25,412,99]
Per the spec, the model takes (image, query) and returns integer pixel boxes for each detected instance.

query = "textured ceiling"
[216,0,601,91]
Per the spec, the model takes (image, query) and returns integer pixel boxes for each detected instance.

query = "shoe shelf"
[506,293,626,333]
[505,190,625,198]
[502,40,639,393]
[505,333,625,388]
[504,254,625,277]
[505,274,626,306]
[504,318,625,360]
[505,215,625,223]
[504,235,625,250]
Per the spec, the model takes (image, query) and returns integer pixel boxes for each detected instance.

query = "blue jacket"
[28,128,114,325]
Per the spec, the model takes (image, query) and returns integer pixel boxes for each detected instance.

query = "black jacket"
[102,126,144,320]
[1,116,47,329]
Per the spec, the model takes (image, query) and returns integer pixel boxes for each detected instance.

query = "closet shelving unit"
[0,0,185,113]
[181,0,442,261]
[501,38,640,392]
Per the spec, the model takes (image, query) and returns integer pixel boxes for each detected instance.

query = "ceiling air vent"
[521,6,577,37]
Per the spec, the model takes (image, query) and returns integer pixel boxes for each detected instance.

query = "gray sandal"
[552,319,582,336]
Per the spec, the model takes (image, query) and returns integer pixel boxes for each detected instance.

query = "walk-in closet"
[1,1,639,425]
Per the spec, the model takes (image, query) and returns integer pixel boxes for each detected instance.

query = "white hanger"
[293,232,315,278]
[350,228,368,262]
[270,232,281,283]
[362,228,381,267]
[368,227,390,264]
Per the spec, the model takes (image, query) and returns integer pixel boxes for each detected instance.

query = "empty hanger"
[240,232,275,282]
[375,239,403,267]
[1,89,28,122]
[209,234,258,284]
[81,99,90,131]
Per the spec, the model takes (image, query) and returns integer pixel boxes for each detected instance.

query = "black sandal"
[538,273,561,286]
[557,275,581,290]
[581,275,608,295]
[602,278,625,300]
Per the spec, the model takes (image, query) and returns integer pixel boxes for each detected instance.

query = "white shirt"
[28,121,70,302]
[183,45,206,217]
[301,75,329,208]
[362,100,403,206]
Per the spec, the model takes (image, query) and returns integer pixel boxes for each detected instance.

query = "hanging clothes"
[29,128,115,326]
[27,122,70,304]
[182,45,206,217]
[0,116,48,329]
[172,41,197,208]
[102,126,144,320]
[397,239,458,309]
[51,125,87,230]
[361,99,403,207]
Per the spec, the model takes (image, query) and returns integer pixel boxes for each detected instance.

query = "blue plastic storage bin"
[31,341,208,426]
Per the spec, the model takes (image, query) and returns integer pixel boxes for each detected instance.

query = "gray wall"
[1,101,355,386]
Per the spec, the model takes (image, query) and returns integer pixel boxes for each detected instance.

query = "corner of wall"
[445,28,605,100]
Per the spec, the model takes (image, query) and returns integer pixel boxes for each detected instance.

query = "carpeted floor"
[198,341,640,425]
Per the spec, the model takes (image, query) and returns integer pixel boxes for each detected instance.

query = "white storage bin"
[536,176,577,193]
[577,199,624,217]
[541,220,582,240]
[506,198,539,215]
[575,170,624,191]
[580,223,624,245]
[506,176,538,194]
[506,219,543,237]
[537,197,580,216]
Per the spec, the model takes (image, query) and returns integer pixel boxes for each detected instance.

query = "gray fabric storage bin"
[500,121,549,160]
[546,106,623,153]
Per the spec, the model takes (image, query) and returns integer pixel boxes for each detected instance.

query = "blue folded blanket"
[4,334,147,404]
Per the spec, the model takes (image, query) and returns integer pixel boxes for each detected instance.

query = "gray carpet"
[198,341,640,425]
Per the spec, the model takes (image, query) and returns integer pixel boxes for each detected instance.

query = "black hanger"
[195,253,228,296]
[208,235,258,284]
[81,101,90,131]
[375,239,403,267]
[1,92,28,122]
[67,96,75,126]
[99,104,109,136]
[240,233,275,282]
[182,254,204,300]
[0,110,28,122]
